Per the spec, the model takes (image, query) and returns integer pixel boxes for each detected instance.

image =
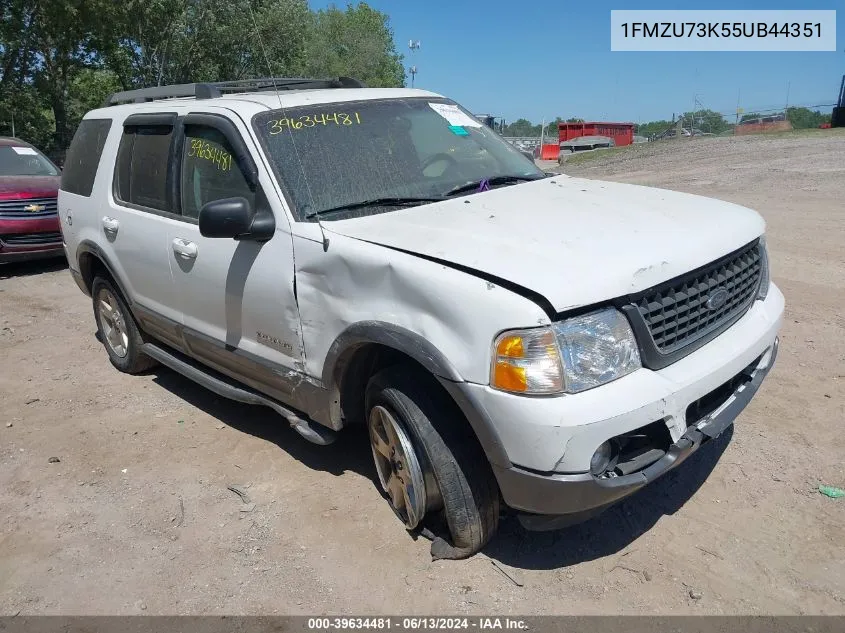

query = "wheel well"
[336,343,460,429]
[335,343,506,504]
[336,343,409,426]
[78,251,111,294]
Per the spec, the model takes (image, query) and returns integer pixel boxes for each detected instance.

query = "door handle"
[172,238,198,259]
[101,216,119,235]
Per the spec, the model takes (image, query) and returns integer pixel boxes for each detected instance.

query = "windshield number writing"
[268,112,361,134]
[188,139,233,172]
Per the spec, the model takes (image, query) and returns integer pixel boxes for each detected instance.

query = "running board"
[141,343,337,445]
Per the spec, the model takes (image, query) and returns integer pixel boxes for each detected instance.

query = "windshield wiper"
[443,174,543,197]
[305,196,445,220]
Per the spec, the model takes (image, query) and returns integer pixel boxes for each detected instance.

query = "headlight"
[553,308,641,393]
[490,308,641,395]
[757,236,770,300]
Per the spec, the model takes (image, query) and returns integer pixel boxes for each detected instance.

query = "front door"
[167,109,303,404]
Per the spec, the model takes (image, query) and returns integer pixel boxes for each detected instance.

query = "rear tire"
[92,276,156,374]
[365,365,500,559]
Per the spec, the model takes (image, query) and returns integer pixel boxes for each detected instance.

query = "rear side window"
[114,124,174,212]
[61,119,112,196]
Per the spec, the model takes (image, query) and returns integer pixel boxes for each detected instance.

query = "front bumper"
[0,215,64,263]
[496,338,777,529]
[450,284,783,525]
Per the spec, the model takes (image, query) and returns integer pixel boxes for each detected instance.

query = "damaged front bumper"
[495,337,779,531]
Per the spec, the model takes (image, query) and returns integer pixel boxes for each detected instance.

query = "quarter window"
[61,119,111,196]
[180,125,254,220]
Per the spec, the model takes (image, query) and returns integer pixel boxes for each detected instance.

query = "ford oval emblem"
[705,288,729,311]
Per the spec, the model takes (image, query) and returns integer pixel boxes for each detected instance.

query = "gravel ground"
[1,130,844,615]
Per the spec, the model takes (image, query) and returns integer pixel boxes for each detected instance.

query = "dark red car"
[0,137,64,263]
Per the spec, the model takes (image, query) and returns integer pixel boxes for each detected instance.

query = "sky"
[310,0,844,124]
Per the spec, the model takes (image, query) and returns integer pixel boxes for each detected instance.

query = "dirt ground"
[1,130,843,615]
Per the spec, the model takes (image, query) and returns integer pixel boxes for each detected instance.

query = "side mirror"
[521,150,535,162]
[199,197,253,238]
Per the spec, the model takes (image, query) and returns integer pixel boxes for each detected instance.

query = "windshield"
[0,145,59,177]
[253,97,543,220]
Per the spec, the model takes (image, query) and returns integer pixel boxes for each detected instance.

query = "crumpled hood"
[326,176,765,312]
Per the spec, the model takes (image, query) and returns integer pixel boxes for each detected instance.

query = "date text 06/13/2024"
[306,617,529,630]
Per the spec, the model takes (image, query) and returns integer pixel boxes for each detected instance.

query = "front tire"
[365,366,500,559]
[91,276,156,374]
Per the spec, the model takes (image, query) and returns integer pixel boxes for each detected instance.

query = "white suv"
[58,78,783,559]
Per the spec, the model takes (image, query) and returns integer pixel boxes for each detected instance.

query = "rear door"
[105,113,183,348]
[167,108,303,404]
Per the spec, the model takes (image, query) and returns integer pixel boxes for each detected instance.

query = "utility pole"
[692,93,696,132]
[785,81,791,118]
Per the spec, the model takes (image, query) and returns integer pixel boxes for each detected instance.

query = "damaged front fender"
[293,230,550,385]
[292,228,550,466]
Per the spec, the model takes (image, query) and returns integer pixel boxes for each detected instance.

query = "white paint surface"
[61,88,783,477]
[327,176,766,311]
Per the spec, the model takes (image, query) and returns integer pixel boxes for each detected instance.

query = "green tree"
[502,118,539,136]
[304,2,404,87]
[786,106,831,129]
[4,0,116,150]
[0,0,407,151]
[0,85,53,147]
[0,0,38,93]
[740,112,762,123]
[67,69,121,125]
[682,108,730,134]
[106,0,310,88]
[634,120,673,138]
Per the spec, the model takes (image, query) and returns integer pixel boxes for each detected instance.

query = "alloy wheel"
[368,404,428,529]
[97,288,129,358]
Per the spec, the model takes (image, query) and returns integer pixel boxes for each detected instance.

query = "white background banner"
[611,10,837,52]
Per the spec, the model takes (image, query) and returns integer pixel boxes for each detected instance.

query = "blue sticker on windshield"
[448,125,469,136]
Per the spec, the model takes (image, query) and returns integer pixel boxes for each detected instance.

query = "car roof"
[85,87,444,121]
[0,137,35,148]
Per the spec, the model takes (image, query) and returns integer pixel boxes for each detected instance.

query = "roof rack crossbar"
[104,77,366,107]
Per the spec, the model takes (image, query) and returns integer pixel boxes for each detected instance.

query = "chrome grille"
[0,197,58,217]
[634,242,763,354]
[0,232,62,245]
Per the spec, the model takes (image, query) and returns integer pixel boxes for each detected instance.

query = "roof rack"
[103,77,367,107]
